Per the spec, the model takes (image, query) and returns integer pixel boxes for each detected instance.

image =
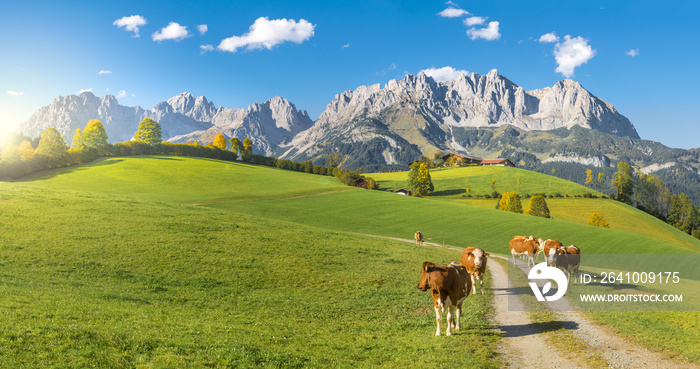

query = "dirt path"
[355,232,700,368]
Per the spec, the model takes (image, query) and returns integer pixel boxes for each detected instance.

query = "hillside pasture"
[371,166,598,197]
[5,156,700,366]
[0,182,498,368]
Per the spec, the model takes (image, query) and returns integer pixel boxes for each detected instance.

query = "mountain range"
[19,70,699,203]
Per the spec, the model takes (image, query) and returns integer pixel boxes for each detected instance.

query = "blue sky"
[1,0,698,149]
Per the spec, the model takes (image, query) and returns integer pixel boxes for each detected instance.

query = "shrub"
[588,212,610,228]
[499,192,523,213]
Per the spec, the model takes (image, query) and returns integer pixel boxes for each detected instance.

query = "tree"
[407,162,420,190]
[18,140,35,161]
[133,118,162,145]
[499,192,523,213]
[71,128,84,149]
[35,127,68,158]
[524,195,550,218]
[228,137,243,156]
[213,133,227,150]
[242,138,253,161]
[588,212,610,228]
[596,172,604,193]
[413,163,434,196]
[585,169,594,188]
[612,161,634,204]
[82,120,109,149]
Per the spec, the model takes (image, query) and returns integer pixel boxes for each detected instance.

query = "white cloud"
[466,21,500,41]
[153,22,190,41]
[113,15,147,37]
[200,44,215,54]
[464,16,486,26]
[98,70,112,75]
[419,66,469,82]
[117,90,127,98]
[7,90,24,96]
[539,32,559,43]
[218,17,315,53]
[342,43,350,48]
[553,35,596,78]
[626,49,640,57]
[198,24,208,35]
[77,88,92,94]
[438,7,469,18]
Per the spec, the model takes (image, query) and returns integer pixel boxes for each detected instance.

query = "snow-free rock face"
[20,92,313,155]
[281,69,639,163]
[312,69,638,136]
[167,96,313,156]
[21,92,147,144]
[21,70,638,161]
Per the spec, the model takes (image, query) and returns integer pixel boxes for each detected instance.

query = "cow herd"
[416,232,582,336]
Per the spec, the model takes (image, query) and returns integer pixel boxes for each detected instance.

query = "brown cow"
[509,235,538,266]
[551,246,581,284]
[460,246,489,294]
[536,239,563,265]
[417,261,472,336]
[415,231,424,245]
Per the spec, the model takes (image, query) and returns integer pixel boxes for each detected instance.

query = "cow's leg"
[478,274,485,294]
[454,304,462,331]
[446,305,454,336]
[434,306,442,336]
[527,253,534,267]
[511,251,516,264]
[470,274,477,294]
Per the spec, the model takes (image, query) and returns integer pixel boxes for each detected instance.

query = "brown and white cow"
[536,239,563,265]
[509,235,538,267]
[417,261,472,336]
[550,246,581,284]
[460,246,489,295]
[415,231,424,245]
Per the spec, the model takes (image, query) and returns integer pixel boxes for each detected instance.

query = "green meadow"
[2,156,699,366]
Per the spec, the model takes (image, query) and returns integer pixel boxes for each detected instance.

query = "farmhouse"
[479,158,515,167]
[442,153,483,166]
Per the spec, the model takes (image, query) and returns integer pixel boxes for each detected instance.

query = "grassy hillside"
[4,156,699,366]
[370,166,700,253]
[371,166,597,197]
[16,157,700,256]
[0,175,498,367]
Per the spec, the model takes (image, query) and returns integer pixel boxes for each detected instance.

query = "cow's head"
[470,248,489,268]
[537,238,546,251]
[550,247,567,267]
[417,261,436,291]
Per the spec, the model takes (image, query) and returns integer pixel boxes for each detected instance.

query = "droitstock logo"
[528,262,568,301]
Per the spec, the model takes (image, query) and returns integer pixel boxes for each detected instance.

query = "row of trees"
[609,161,700,239]
[0,119,248,179]
[1,121,380,191]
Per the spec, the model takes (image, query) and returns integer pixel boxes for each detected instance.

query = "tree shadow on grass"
[499,320,579,338]
[431,189,468,197]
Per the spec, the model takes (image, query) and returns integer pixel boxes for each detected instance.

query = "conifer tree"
[524,195,550,218]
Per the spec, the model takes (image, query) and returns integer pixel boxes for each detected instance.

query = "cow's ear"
[485,253,490,257]
[423,261,435,272]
